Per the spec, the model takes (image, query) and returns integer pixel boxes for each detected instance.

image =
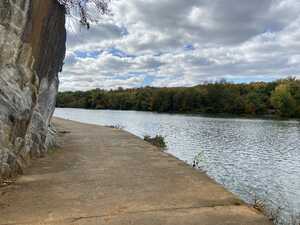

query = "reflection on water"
[54,108,300,225]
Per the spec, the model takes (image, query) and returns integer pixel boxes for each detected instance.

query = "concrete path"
[0,118,273,225]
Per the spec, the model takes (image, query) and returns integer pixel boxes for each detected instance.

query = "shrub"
[144,135,167,149]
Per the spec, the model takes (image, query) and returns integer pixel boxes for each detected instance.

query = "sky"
[60,0,300,91]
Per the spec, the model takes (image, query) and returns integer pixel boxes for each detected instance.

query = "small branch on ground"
[0,178,16,188]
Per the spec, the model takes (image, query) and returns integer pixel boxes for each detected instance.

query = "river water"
[54,108,300,225]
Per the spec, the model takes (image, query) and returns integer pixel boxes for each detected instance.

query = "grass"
[47,147,60,156]
[144,135,167,150]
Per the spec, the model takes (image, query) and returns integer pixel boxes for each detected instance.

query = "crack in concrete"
[0,204,248,225]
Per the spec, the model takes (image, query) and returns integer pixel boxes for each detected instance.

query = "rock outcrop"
[0,0,66,178]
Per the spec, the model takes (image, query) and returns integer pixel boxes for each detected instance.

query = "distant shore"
[56,78,300,119]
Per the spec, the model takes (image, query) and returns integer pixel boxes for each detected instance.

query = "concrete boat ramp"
[0,118,273,225]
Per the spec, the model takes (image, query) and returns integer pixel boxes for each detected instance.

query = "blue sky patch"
[75,50,102,59]
[108,47,136,58]
[183,44,195,51]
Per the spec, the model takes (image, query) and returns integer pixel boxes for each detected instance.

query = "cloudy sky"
[60,0,300,91]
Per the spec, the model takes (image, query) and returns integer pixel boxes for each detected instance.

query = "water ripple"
[55,108,300,225]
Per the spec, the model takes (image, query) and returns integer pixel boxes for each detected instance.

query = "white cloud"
[59,0,300,91]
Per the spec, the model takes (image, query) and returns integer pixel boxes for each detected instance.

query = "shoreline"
[0,118,273,225]
[55,107,300,122]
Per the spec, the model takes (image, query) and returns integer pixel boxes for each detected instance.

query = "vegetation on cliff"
[57,78,300,118]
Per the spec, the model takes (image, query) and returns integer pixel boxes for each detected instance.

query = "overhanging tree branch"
[57,0,111,29]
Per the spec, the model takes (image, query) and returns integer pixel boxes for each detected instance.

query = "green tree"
[271,84,297,117]
[245,92,267,115]
[57,78,300,118]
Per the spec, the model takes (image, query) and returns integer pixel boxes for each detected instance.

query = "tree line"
[56,78,300,118]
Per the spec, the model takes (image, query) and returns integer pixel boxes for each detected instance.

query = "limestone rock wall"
[0,0,66,178]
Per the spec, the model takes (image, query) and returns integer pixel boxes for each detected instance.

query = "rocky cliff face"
[0,0,66,178]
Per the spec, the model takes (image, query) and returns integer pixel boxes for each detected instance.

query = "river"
[54,108,300,225]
